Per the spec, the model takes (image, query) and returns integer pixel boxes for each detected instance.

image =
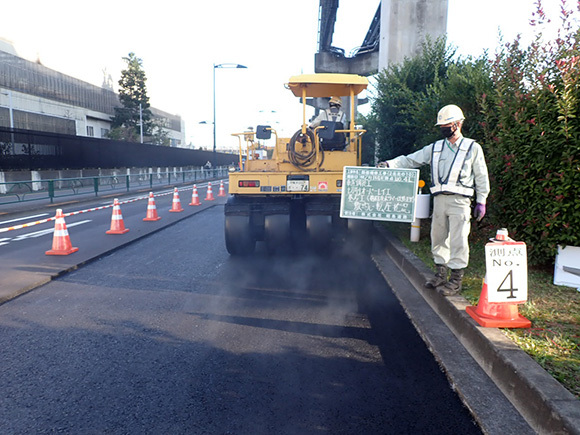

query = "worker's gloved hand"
[377,161,389,168]
[474,203,486,222]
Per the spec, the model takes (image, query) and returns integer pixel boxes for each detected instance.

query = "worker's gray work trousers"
[431,194,472,269]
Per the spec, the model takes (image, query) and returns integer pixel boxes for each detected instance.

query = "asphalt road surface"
[0,204,482,434]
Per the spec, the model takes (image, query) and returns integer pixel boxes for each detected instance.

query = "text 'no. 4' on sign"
[485,241,528,303]
[340,166,419,223]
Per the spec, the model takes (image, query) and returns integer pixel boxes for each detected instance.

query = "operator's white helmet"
[435,104,465,125]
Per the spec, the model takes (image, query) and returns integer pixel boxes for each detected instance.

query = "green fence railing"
[0,167,228,206]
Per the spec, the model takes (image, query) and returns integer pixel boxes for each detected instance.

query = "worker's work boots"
[425,264,448,289]
[438,269,464,296]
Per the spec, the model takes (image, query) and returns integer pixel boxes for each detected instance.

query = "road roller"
[224,73,372,255]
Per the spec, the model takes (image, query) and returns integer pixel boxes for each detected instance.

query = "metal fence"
[0,167,228,206]
[0,127,237,170]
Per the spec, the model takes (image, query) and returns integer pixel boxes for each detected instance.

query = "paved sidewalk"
[372,224,580,434]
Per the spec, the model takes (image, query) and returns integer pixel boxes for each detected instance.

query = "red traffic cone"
[106,198,129,234]
[205,182,215,201]
[143,192,161,221]
[218,180,226,197]
[466,275,531,328]
[169,187,184,212]
[189,184,201,206]
[46,209,79,255]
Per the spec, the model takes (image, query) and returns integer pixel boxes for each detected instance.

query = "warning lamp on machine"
[239,180,260,188]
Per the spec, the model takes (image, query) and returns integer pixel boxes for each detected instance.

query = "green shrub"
[482,2,580,265]
[369,1,580,266]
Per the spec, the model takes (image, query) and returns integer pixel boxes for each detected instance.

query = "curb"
[372,224,580,435]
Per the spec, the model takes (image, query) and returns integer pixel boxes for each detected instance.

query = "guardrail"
[0,167,228,205]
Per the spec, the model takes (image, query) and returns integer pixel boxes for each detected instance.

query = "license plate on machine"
[286,180,309,192]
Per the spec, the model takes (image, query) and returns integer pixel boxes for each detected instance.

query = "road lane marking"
[0,213,49,225]
[2,220,92,244]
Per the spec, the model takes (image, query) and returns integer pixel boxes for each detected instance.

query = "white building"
[0,39,185,147]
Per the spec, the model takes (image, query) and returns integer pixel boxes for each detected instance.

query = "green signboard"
[340,166,420,223]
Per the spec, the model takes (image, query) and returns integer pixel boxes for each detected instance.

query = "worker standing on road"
[378,105,490,296]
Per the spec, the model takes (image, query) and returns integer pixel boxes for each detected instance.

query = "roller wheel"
[225,215,255,255]
[306,215,332,253]
[265,214,291,255]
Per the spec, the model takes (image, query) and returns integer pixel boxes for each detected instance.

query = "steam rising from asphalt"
[195,249,369,357]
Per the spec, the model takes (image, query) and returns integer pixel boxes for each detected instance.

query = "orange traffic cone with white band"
[143,192,161,221]
[169,187,184,212]
[205,182,215,201]
[466,275,531,328]
[466,228,532,328]
[46,209,79,255]
[189,184,201,206]
[106,198,129,234]
[218,180,226,197]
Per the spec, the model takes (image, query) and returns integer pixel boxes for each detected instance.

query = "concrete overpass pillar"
[379,0,448,70]
[315,0,448,75]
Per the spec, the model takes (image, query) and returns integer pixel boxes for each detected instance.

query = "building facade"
[0,40,185,147]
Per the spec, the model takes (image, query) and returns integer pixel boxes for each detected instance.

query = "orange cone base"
[169,207,183,213]
[46,246,79,256]
[189,200,200,206]
[143,216,161,221]
[106,228,129,235]
[466,305,531,328]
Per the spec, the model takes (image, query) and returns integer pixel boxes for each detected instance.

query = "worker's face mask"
[440,124,456,138]
[329,105,339,114]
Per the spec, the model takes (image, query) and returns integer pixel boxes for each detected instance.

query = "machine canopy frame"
[286,73,368,98]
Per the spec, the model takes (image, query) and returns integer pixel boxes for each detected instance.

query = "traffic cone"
[46,209,79,255]
[106,198,129,234]
[143,192,161,221]
[218,180,226,197]
[205,182,215,201]
[189,184,201,206]
[466,275,531,328]
[169,187,184,212]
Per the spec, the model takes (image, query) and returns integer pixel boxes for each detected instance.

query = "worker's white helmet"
[435,104,465,125]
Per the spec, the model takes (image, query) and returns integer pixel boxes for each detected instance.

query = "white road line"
[0,213,49,225]
[5,220,92,243]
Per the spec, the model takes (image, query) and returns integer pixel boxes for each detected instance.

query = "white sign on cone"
[485,241,528,303]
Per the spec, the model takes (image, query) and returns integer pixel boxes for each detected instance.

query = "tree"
[109,52,152,140]
[369,36,493,193]
[371,36,493,162]
[150,118,171,146]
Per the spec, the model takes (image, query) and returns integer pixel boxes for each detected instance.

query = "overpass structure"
[315,0,448,76]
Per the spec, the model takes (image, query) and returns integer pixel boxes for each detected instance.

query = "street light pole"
[139,103,143,144]
[213,63,247,167]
